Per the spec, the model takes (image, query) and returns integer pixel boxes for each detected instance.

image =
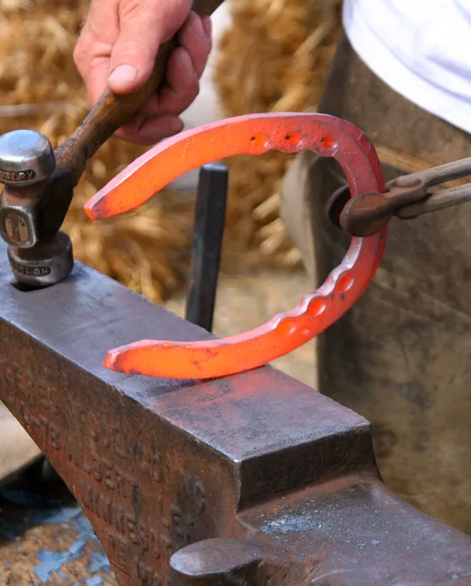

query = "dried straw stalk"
[214,0,342,268]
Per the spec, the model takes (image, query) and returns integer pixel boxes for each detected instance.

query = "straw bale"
[214,0,342,268]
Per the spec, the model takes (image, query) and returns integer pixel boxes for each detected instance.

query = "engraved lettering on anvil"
[69,447,141,499]
[36,381,60,415]
[5,397,61,451]
[1,362,60,416]
[136,559,170,586]
[183,473,207,513]
[88,422,129,458]
[82,422,165,483]
[139,449,164,483]
[171,505,185,540]
[81,479,172,558]
[108,533,131,574]
[0,365,62,445]
[2,365,23,389]
[4,212,29,245]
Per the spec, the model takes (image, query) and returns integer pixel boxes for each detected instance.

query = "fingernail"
[202,16,212,38]
[190,13,205,38]
[108,64,138,88]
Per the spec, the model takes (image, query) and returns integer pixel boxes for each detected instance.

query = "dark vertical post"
[185,164,228,331]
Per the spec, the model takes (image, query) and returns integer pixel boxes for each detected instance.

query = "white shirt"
[343,0,471,134]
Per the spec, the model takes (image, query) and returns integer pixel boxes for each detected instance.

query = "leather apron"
[281,34,471,533]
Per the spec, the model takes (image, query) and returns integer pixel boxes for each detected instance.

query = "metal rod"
[394,155,471,188]
[185,164,228,332]
[397,182,471,218]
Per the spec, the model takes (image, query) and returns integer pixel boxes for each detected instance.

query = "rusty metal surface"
[236,475,471,586]
[173,475,471,586]
[0,489,115,585]
[0,238,471,584]
[331,155,471,237]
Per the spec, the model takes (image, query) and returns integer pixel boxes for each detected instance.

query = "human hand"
[74,0,212,145]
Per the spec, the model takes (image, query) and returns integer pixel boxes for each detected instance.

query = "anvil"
[0,238,470,585]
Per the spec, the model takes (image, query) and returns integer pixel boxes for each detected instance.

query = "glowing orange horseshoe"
[85,113,386,380]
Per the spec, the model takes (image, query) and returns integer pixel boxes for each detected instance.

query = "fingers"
[109,38,201,144]
[108,0,192,94]
[73,0,120,105]
[114,114,184,145]
[160,47,201,112]
[178,12,212,78]
[133,12,213,118]
[74,0,195,103]
[81,55,113,108]
[108,32,160,95]
[73,0,212,146]
[201,15,212,40]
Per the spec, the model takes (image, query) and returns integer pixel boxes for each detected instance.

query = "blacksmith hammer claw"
[0,0,224,289]
[85,113,387,380]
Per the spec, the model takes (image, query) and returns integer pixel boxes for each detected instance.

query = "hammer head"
[0,130,75,287]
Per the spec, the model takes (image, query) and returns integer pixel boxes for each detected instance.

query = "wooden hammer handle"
[56,0,225,186]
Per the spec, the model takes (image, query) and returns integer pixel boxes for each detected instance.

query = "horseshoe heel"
[85,113,386,379]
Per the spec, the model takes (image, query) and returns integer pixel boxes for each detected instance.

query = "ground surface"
[0,486,115,585]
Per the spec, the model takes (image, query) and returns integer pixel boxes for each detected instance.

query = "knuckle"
[73,42,87,71]
[180,23,211,48]
[73,26,96,70]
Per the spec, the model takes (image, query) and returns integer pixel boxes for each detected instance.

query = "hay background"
[215,0,342,268]
[0,0,342,301]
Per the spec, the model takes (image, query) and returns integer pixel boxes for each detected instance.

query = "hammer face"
[8,230,74,289]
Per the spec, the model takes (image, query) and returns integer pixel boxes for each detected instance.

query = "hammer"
[0,0,223,289]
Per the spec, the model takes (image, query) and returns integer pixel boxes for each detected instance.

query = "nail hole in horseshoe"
[277,319,297,336]
[320,135,337,150]
[307,298,328,316]
[284,132,302,146]
[338,273,354,293]
[250,134,268,147]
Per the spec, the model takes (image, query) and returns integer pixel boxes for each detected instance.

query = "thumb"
[108,22,161,94]
[107,0,192,95]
